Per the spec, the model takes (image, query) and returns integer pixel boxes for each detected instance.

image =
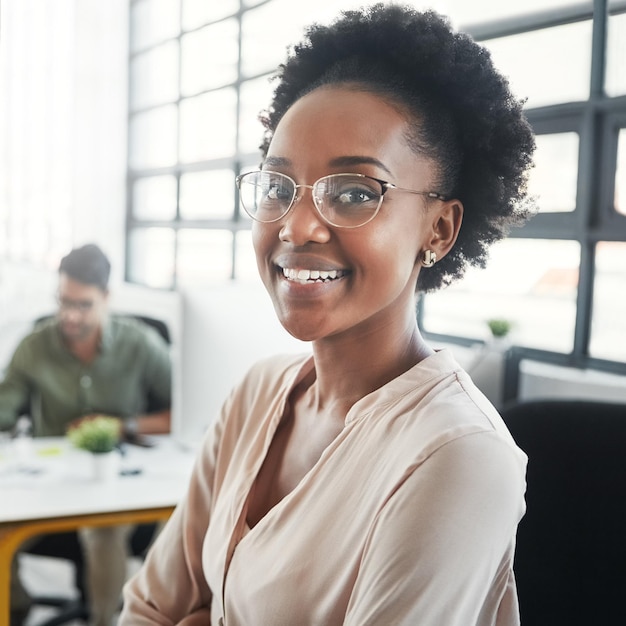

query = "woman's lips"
[280,267,348,284]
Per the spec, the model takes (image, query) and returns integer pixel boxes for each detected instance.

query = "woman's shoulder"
[379,349,524,464]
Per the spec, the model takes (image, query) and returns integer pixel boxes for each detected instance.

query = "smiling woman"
[120,5,535,625]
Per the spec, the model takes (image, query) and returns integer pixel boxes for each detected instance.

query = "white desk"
[0,436,197,626]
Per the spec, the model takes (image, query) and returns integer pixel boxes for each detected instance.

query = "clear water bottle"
[13,415,34,467]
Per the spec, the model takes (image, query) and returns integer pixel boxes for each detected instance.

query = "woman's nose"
[278,189,331,245]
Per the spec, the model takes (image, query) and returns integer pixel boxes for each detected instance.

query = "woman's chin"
[279,321,319,343]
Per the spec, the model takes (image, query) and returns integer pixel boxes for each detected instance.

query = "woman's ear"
[425,199,463,261]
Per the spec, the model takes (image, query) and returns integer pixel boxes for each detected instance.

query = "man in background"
[0,243,172,626]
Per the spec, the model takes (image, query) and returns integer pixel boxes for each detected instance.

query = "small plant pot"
[488,335,511,352]
[91,450,120,481]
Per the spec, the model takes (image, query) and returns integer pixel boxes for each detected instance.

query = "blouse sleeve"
[119,392,232,625]
[344,431,527,626]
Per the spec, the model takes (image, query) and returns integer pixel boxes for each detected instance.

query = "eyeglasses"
[236,170,448,229]
[57,296,95,313]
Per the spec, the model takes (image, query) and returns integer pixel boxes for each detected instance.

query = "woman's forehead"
[269,88,411,154]
[267,86,433,182]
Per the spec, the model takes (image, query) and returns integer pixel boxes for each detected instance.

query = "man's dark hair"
[59,244,111,291]
[259,3,536,292]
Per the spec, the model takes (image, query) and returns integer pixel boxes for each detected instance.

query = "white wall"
[0,0,129,280]
[70,0,129,275]
[0,265,58,368]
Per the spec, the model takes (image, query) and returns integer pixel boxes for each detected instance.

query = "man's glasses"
[236,170,448,229]
[57,296,95,313]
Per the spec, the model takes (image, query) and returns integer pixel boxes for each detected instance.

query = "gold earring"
[421,250,436,268]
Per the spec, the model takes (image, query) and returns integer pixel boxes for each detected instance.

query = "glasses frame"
[236,170,448,229]
[56,295,95,314]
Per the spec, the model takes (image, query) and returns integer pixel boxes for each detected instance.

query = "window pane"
[240,3,284,77]
[241,1,329,76]
[484,21,592,108]
[422,239,580,353]
[235,229,258,281]
[181,19,239,96]
[179,89,237,163]
[130,0,180,53]
[243,0,273,6]
[182,0,239,30]
[180,169,234,219]
[132,175,177,220]
[606,12,626,97]
[177,229,233,286]
[528,132,578,213]
[589,242,626,361]
[240,0,593,36]
[130,41,179,111]
[129,106,178,169]
[128,228,176,289]
[615,128,626,216]
[239,76,274,154]
[447,0,592,26]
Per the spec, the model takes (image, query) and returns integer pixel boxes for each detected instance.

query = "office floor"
[20,554,140,625]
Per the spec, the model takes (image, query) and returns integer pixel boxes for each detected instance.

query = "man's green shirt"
[0,316,171,436]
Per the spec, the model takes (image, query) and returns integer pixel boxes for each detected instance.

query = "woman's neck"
[307,319,433,419]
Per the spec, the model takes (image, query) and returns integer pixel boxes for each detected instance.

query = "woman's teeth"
[282,268,346,283]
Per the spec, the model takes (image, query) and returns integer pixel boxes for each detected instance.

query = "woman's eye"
[266,185,280,200]
[264,184,291,201]
[335,187,377,204]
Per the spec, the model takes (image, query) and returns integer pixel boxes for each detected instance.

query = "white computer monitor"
[177,281,310,443]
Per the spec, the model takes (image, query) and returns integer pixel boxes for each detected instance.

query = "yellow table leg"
[0,507,173,626]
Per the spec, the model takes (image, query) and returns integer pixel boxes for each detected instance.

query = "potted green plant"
[68,416,122,480]
[487,318,512,339]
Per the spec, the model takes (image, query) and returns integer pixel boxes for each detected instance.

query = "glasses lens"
[239,171,294,222]
[57,296,94,313]
[314,174,384,227]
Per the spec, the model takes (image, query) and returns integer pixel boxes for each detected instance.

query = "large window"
[126,0,626,374]
[126,0,370,288]
[418,0,626,376]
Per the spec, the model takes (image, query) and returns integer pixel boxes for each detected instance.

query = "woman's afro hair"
[258,3,536,292]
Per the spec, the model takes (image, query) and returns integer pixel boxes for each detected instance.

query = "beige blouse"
[121,350,527,626]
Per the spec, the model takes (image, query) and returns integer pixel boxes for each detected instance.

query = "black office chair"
[501,399,626,626]
[21,314,171,625]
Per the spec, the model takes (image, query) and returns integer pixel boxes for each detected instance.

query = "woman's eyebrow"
[328,155,392,175]
[263,155,393,175]
[263,156,291,168]
[329,155,391,174]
